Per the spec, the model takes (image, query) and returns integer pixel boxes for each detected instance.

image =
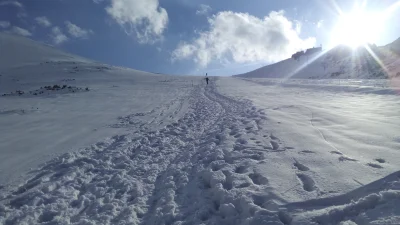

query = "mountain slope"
[385,37,400,55]
[235,51,327,79]
[235,40,400,79]
[0,32,90,70]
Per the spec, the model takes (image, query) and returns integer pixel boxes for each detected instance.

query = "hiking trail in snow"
[1,80,399,225]
[0,81,291,224]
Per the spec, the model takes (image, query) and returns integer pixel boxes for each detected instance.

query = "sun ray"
[281,49,331,82]
[330,0,343,15]
[364,45,387,72]
[386,0,400,14]
[364,44,390,76]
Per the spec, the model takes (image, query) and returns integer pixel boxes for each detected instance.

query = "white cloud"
[51,26,68,44]
[196,4,211,15]
[0,0,22,8]
[65,21,93,38]
[105,0,168,44]
[0,21,10,28]
[35,16,52,27]
[172,11,316,67]
[11,26,32,36]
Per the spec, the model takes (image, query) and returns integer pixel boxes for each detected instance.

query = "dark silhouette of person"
[205,77,209,85]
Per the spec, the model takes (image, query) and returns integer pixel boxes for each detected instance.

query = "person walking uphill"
[205,73,209,85]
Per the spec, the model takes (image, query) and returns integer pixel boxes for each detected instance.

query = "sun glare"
[331,10,384,48]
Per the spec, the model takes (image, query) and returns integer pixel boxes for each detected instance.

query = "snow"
[1,33,400,224]
[0,33,194,189]
[0,33,90,71]
[235,43,400,80]
[218,77,400,224]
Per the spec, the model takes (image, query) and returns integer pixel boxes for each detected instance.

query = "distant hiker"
[205,77,209,85]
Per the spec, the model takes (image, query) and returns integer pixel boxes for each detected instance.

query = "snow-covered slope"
[235,51,328,79]
[236,40,400,79]
[0,33,91,71]
[0,32,196,189]
[385,37,400,55]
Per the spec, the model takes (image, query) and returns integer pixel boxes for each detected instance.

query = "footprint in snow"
[249,173,268,185]
[330,151,343,155]
[236,182,251,188]
[235,165,248,174]
[375,158,386,163]
[296,173,316,192]
[270,134,279,140]
[252,195,269,208]
[236,138,248,145]
[339,156,357,162]
[300,150,315,154]
[293,160,310,171]
[270,141,279,150]
[367,163,383,169]
[234,133,242,138]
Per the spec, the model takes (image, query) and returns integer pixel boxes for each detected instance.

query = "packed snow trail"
[0,81,286,224]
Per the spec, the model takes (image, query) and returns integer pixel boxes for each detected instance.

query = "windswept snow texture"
[218,78,400,224]
[1,33,400,224]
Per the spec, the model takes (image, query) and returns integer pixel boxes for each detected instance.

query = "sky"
[0,0,400,76]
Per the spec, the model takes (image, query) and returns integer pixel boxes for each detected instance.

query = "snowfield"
[1,33,400,224]
[218,78,400,224]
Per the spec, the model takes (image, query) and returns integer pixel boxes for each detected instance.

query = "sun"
[331,10,384,48]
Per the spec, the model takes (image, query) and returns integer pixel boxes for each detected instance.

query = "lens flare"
[330,10,384,48]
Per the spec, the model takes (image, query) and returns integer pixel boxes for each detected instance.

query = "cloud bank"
[173,11,316,67]
[51,27,68,44]
[105,0,168,44]
[65,21,93,39]
[35,16,52,27]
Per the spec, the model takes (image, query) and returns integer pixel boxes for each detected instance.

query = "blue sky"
[1,0,400,76]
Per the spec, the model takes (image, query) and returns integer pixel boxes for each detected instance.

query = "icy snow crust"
[1,33,400,224]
